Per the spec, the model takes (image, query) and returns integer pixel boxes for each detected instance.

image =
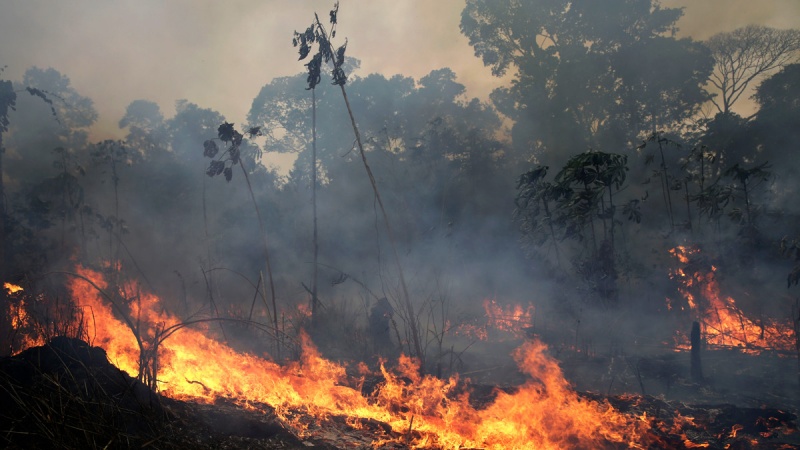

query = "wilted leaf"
[247,126,262,138]
[329,2,338,25]
[305,53,322,89]
[206,160,225,177]
[335,40,347,67]
[203,139,219,158]
[218,122,236,142]
[298,43,310,60]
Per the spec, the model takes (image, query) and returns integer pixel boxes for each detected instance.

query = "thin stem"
[338,84,423,362]
[238,161,279,357]
[311,87,319,328]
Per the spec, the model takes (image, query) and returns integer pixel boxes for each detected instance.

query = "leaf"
[224,167,233,182]
[329,2,339,25]
[335,40,347,67]
[298,43,311,60]
[218,122,236,142]
[305,53,322,89]
[24,87,59,122]
[206,160,225,177]
[203,139,219,158]
[247,126,262,138]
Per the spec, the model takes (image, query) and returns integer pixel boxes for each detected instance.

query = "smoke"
[1,0,799,410]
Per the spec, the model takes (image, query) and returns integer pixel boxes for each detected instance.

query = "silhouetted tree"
[460,0,712,165]
[705,25,800,116]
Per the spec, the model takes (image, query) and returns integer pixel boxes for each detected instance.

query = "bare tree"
[705,25,800,116]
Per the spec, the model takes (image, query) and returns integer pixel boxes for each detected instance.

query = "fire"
[453,298,535,341]
[4,282,23,294]
[668,246,794,354]
[55,265,652,448]
[483,298,535,337]
[4,282,47,353]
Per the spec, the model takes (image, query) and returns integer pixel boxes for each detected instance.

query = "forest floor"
[1,337,799,449]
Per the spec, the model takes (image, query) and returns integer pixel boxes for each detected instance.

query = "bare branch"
[705,25,800,115]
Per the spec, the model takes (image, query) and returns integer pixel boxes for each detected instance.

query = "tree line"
[1,1,799,368]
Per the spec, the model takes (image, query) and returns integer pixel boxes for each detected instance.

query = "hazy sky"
[1,0,798,141]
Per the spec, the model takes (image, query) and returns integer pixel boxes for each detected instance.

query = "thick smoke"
[1,1,799,410]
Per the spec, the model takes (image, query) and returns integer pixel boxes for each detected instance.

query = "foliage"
[705,25,800,115]
[461,0,712,164]
[203,122,261,182]
[293,2,348,89]
[515,150,634,305]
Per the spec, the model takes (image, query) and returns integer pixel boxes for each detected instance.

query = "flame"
[4,282,23,294]
[668,246,794,354]
[5,282,47,353]
[50,265,654,448]
[453,298,535,341]
[7,298,46,353]
[483,298,535,337]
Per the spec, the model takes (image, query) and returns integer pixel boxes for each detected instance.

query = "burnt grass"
[1,338,799,449]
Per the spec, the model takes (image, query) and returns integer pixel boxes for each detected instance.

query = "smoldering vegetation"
[1,0,800,410]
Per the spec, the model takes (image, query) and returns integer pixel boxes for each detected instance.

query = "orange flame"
[483,298,535,337]
[453,298,535,341]
[53,265,653,448]
[4,282,23,294]
[668,246,794,354]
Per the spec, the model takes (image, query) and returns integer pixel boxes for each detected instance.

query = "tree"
[0,69,66,356]
[751,63,800,152]
[705,25,800,116]
[515,150,633,306]
[460,0,711,165]
[514,165,567,266]
[293,4,425,359]
[118,99,166,155]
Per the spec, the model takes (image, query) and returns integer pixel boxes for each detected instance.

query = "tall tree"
[119,99,166,155]
[705,25,800,116]
[460,0,711,165]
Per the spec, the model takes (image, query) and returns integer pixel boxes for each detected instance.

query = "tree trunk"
[690,321,704,382]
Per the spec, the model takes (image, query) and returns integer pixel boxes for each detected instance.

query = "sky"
[1,0,799,142]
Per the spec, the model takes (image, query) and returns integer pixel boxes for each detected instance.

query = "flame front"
[60,266,650,448]
[668,246,794,354]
